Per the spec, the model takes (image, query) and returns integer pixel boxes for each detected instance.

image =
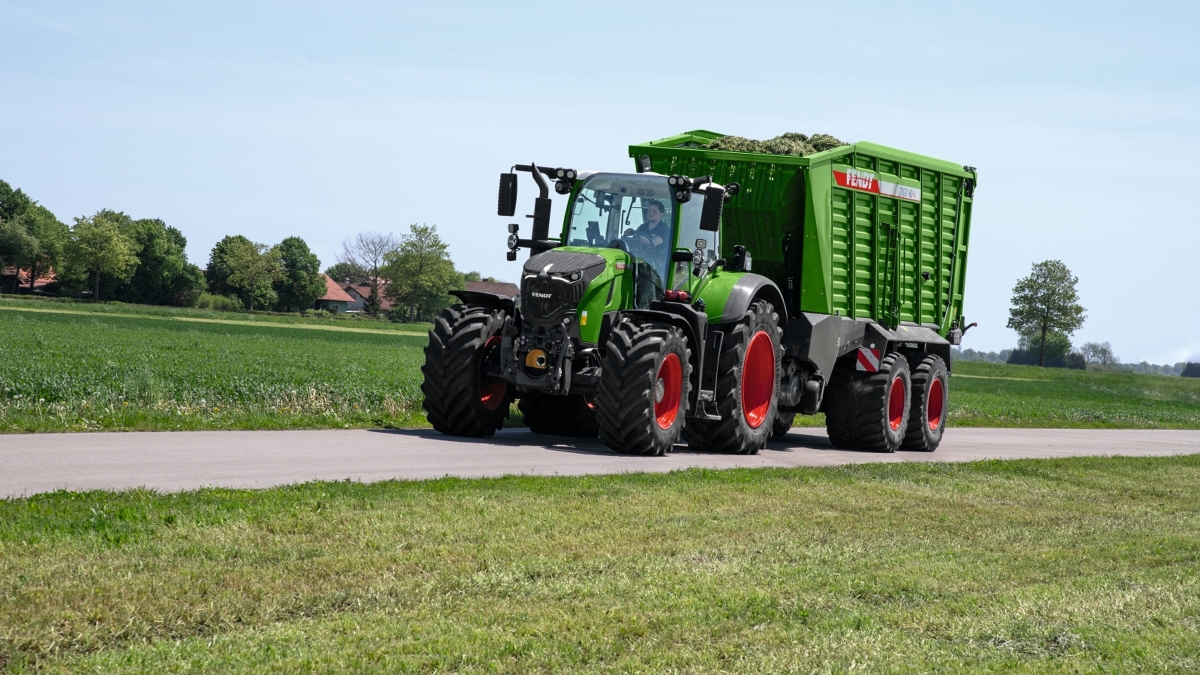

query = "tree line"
[0,179,488,321]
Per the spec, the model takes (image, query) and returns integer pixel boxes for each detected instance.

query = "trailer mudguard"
[449,289,516,315]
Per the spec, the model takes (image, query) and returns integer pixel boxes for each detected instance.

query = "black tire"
[519,391,599,438]
[772,412,796,439]
[903,354,948,451]
[421,304,511,436]
[682,299,782,455]
[824,351,911,452]
[596,317,691,456]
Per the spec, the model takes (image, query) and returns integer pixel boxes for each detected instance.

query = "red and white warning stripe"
[856,348,881,372]
[833,167,922,203]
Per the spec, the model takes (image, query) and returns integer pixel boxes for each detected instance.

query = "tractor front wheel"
[421,304,511,436]
[596,317,691,456]
[683,299,782,455]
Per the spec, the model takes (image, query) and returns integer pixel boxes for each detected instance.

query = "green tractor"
[421,131,977,455]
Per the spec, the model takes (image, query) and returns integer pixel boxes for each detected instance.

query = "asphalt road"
[4,426,1200,498]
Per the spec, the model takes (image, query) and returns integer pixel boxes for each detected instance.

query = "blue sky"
[2,1,1197,363]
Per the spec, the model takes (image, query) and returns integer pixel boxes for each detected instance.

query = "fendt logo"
[844,168,877,191]
[530,292,553,299]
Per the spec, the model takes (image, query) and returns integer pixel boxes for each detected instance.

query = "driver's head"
[645,200,665,226]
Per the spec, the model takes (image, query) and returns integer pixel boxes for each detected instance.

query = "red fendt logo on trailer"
[833,166,922,203]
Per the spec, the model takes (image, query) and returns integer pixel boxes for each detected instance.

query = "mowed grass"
[2,298,1199,432]
[2,456,1199,672]
[0,307,431,432]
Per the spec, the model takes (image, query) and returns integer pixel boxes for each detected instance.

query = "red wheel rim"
[479,335,506,411]
[741,331,775,429]
[888,376,906,431]
[654,353,683,429]
[927,377,945,430]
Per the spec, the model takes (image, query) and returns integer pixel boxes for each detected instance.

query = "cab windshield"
[566,173,675,290]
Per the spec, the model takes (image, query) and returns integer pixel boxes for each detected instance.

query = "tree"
[324,261,369,285]
[338,232,398,316]
[63,214,138,301]
[206,235,254,296]
[0,180,33,222]
[225,242,281,311]
[274,236,325,311]
[382,224,457,321]
[14,206,69,295]
[1080,341,1118,366]
[1006,260,1086,367]
[115,218,204,306]
[0,218,38,293]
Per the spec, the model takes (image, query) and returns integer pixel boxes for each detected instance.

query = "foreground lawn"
[2,299,1199,432]
[1,456,1198,672]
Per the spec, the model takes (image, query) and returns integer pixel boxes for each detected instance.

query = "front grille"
[521,275,584,323]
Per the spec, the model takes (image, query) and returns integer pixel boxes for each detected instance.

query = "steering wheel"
[608,238,629,253]
[619,229,654,259]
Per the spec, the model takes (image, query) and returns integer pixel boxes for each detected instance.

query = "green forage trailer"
[421,131,978,454]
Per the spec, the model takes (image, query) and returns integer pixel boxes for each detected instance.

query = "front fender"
[696,272,788,327]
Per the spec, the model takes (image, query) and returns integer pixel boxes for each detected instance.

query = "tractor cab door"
[669,196,719,296]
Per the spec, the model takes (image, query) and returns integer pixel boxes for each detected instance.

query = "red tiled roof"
[318,274,353,302]
[2,267,57,288]
[467,281,520,299]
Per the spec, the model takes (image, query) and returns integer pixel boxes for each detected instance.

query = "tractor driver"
[628,198,672,293]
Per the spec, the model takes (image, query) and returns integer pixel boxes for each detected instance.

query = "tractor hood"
[520,250,607,326]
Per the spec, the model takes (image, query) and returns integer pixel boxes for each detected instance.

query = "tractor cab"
[563,172,720,307]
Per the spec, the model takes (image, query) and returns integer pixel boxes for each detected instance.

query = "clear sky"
[2,1,1197,363]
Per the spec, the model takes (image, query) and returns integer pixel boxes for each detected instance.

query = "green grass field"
[2,297,1199,433]
[2,456,1198,672]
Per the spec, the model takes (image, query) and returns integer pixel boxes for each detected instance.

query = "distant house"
[466,281,520,303]
[314,274,353,314]
[341,281,394,313]
[1,267,57,295]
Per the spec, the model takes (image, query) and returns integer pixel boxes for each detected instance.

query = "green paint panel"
[629,132,977,336]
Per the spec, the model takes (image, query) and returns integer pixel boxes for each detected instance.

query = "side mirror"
[699,185,725,232]
[497,173,518,217]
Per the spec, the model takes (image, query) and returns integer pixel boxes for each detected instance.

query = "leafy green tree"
[206,235,254,297]
[0,218,38,293]
[14,206,70,295]
[324,261,369,285]
[383,224,457,322]
[1006,260,1086,367]
[274,236,325,311]
[63,214,138,301]
[225,242,281,312]
[0,180,33,222]
[114,218,204,306]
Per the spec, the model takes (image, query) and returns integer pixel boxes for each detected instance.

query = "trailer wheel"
[421,304,511,436]
[519,391,599,438]
[596,317,691,456]
[902,354,948,451]
[824,351,911,452]
[682,299,782,455]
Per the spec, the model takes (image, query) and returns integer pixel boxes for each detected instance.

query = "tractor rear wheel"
[824,351,911,452]
[902,354,948,451]
[682,299,782,455]
[519,391,599,438]
[596,317,691,456]
[421,304,511,436]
